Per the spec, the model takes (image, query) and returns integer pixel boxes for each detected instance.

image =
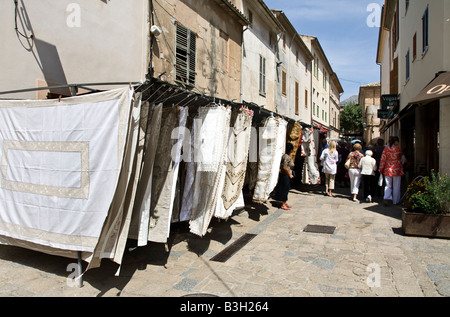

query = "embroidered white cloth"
[215,109,253,219]
[0,88,134,254]
[252,117,287,203]
[189,106,231,236]
[301,128,321,185]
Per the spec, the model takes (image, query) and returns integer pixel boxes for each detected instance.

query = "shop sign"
[381,94,399,110]
[378,109,389,119]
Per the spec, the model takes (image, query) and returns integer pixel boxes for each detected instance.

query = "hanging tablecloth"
[189,106,231,237]
[215,108,253,219]
[0,88,137,263]
[252,117,287,203]
[148,106,187,244]
[301,127,321,185]
[128,103,163,246]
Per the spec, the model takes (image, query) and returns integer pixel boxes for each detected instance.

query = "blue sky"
[264,0,385,101]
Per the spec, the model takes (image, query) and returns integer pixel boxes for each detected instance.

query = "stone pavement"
[0,184,449,297]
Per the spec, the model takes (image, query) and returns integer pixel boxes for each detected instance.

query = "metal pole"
[77,251,83,288]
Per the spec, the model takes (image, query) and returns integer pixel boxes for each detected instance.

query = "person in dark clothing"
[337,141,350,187]
[273,143,295,210]
[372,138,385,197]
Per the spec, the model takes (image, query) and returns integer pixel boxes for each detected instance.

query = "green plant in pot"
[405,171,450,215]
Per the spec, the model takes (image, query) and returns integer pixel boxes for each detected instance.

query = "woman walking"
[358,150,377,203]
[379,136,404,205]
[320,140,339,197]
[273,143,295,210]
[346,143,364,202]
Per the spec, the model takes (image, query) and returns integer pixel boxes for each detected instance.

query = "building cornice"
[213,0,250,26]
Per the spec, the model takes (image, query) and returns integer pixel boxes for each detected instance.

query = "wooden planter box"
[402,209,450,239]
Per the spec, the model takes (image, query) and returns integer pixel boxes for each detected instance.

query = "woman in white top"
[358,150,377,202]
[320,141,339,197]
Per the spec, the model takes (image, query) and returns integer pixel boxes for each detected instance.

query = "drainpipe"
[148,0,155,79]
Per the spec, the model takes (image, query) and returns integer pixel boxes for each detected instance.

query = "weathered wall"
[1,0,149,99]
[152,0,243,101]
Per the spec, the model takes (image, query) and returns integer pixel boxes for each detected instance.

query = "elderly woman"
[346,143,365,202]
[379,136,404,205]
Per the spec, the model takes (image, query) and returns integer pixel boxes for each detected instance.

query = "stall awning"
[409,71,450,105]
[312,121,329,133]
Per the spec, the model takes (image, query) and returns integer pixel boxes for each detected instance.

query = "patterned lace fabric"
[189,106,231,237]
[301,128,321,185]
[252,117,287,203]
[216,109,254,218]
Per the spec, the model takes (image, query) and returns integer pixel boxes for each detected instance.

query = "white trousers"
[348,168,362,195]
[384,175,402,204]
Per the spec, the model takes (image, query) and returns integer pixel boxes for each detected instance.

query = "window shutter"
[175,24,196,86]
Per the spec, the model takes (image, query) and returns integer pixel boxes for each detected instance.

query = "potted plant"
[402,171,450,239]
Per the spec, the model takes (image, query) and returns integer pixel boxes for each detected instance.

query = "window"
[314,56,319,78]
[413,33,417,61]
[422,6,429,54]
[305,89,308,108]
[259,55,266,96]
[406,49,410,82]
[281,68,287,96]
[295,81,300,115]
[175,24,196,87]
[393,0,399,51]
[323,70,327,90]
[313,102,315,116]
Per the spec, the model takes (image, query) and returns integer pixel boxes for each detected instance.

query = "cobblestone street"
[0,184,449,298]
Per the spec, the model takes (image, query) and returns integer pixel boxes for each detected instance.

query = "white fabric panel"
[189,106,231,237]
[147,106,187,243]
[179,117,196,223]
[167,107,188,235]
[252,117,287,203]
[269,119,287,193]
[301,128,321,185]
[130,103,162,246]
[0,88,133,253]
[215,109,253,219]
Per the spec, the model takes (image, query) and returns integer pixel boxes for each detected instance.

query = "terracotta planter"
[402,209,450,239]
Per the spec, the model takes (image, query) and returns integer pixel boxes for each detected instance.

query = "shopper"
[358,150,377,203]
[346,143,364,202]
[320,140,339,197]
[273,143,295,210]
[379,136,404,205]
[337,141,350,187]
[372,138,385,197]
